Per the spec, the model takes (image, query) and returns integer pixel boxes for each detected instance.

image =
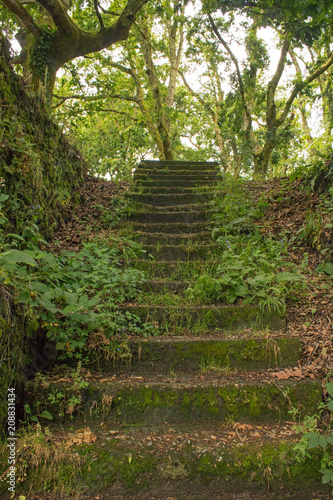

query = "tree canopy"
[0,0,149,92]
[2,0,333,178]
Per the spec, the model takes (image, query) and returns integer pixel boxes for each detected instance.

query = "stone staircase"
[78,160,323,498]
[25,161,327,499]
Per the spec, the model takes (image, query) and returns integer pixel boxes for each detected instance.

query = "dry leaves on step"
[272,368,315,380]
[65,427,96,447]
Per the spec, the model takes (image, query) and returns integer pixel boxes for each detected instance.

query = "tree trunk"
[253,143,274,179]
[138,24,174,160]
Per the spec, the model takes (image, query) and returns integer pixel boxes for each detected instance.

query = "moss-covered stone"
[1,426,328,499]
[34,378,321,425]
[141,243,218,261]
[0,37,86,237]
[0,36,86,428]
[120,304,286,331]
[126,191,223,206]
[125,336,301,373]
[131,221,209,234]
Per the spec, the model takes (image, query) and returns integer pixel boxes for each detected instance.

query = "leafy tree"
[180,2,333,178]
[209,12,333,178]
[205,0,332,46]
[0,0,149,94]
[53,0,187,161]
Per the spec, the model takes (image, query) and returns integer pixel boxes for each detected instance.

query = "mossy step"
[140,279,190,293]
[131,202,210,212]
[7,423,328,499]
[138,160,220,170]
[135,179,217,188]
[131,210,208,224]
[91,336,302,373]
[131,222,209,234]
[120,304,286,331]
[132,231,211,245]
[132,186,217,194]
[128,259,218,278]
[142,244,218,261]
[134,172,219,181]
[42,377,320,424]
[126,192,221,206]
[78,428,327,499]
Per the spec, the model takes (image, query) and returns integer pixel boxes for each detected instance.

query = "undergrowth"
[185,177,306,315]
[0,189,157,426]
[290,381,333,494]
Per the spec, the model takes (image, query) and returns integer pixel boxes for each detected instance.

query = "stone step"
[131,210,208,224]
[131,222,209,234]
[140,279,190,293]
[138,160,220,170]
[43,376,320,425]
[89,336,302,373]
[133,231,211,245]
[135,179,217,188]
[134,172,219,181]
[37,423,326,499]
[132,185,216,194]
[132,202,210,213]
[129,336,301,372]
[142,244,218,261]
[126,191,221,206]
[129,259,218,278]
[120,303,286,331]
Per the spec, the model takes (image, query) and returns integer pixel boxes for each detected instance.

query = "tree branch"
[35,0,77,34]
[95,108,139,120]
[208,13,252,131]
[94,0,105,30]
[179,70,214,119]
[289,47,312,142]
[2,0,41,37]
[79,0,149,55]
[105,59,135,78]
[52,93,139,108]
[266,34,290,123]
[276,51,333,127]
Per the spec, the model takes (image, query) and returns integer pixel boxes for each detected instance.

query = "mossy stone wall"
[0,35,86,426]
[0,37,86,237]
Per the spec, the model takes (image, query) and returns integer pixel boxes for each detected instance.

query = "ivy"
[31,31,58,81]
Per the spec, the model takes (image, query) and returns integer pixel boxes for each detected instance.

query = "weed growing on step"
[199,354,232,374]
[136,292,199,306]
[86,333,133,369]
[290,381,333,494]
[186,233,305,314]
[24,362,89,420]
[186,178,306,315]
[0,424,85,497]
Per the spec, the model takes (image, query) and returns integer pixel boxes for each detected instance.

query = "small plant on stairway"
[290,381,333,494]
[186,233,305,314]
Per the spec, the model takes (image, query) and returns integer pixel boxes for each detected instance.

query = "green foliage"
[291,381,333,493]
[291,184,333,258]
[186,179,305,314]
[0,235,150,360]
[25,363,90,419]
[0,39,86,238]
[31,31,58,81]
[186,233,304,314]
[210,0,332,46]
